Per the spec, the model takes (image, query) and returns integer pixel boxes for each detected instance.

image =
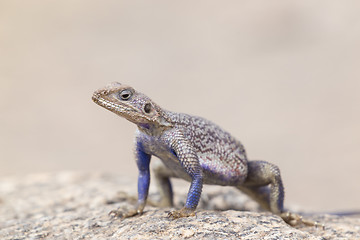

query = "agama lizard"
[92,82,314,226]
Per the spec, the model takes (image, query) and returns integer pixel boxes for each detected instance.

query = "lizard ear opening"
[144,103,152,114]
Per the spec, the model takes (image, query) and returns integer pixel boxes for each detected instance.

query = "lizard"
[92,82,315,226]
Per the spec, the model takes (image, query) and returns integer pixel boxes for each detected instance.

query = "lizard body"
[92,82,308,225]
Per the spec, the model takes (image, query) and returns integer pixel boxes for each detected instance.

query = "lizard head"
[92,82,172,128]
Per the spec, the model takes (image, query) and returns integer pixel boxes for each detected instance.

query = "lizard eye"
[119,89,132,100]
[144,103,152,114]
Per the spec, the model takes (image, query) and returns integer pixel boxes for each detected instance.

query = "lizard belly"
[199,153,248,186]
[144,144,247,185]
[154,150,193,182]
[138,132,247,186]
[153,149,248,186]
[139,136,192,182]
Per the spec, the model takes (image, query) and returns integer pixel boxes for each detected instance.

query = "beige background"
[1,1,359,212]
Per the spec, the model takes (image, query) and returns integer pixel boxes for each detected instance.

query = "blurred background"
[1,1,359,212]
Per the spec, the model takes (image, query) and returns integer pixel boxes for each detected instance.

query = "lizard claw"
[109,209,123,218]
[109,208,139,219]
[168,207,196,219]
[280,212,325,229]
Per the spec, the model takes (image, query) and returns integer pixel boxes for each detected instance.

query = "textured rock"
[0,172,359,239]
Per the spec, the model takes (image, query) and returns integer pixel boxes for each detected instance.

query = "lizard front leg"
[166,130,203,219]
[109,141,151,218]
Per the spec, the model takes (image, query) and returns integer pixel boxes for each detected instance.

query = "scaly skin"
[92,82,316,226]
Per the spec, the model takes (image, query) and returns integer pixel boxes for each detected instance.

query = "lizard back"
[165,111,248,185]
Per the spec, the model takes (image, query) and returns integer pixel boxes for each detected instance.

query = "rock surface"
[0,172,359,239]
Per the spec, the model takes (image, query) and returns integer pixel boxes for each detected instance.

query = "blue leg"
[168,138,203,218]
[135,141,151,212]
[184,174,203,210]
[109,141,151,218]
[168,172,203,218]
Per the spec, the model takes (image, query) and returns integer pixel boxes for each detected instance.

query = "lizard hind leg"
[237,160,320,227]
[237,160,284,214]
[152,160,176,207]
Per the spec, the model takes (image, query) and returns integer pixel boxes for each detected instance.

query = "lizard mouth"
[92,93,155,124]
[92,93,134,115]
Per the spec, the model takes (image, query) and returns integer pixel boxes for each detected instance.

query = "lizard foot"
[168,207,195,219]
[109,207,141,219]
[280,212,324,229]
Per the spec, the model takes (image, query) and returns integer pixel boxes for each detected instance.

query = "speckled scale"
[164,111,248,185]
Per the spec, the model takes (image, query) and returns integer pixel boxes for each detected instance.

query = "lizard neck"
[137,109,174,136]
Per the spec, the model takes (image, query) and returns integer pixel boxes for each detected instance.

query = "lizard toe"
[280,212,324,228]
[168,207,195,219]
[109,208,139,219]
